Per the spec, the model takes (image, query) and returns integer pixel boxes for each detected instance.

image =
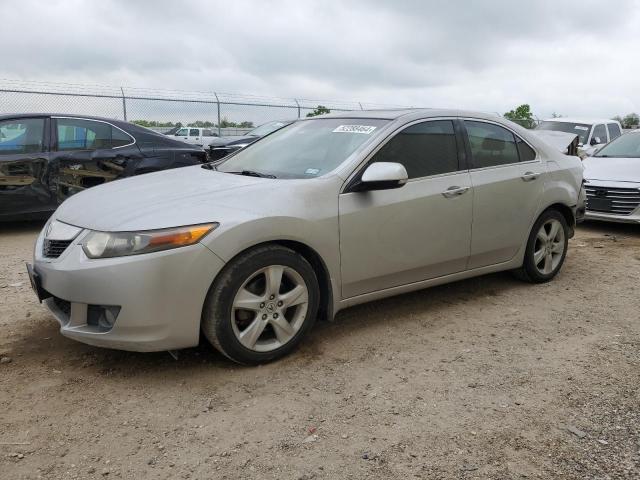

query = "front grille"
[585,186,640,215]
[43,239,72,258]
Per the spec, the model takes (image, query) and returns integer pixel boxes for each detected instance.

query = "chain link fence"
[0,79,409,136]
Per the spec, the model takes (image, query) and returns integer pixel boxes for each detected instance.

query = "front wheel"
[201,245,320,364]
[513,209,569,283]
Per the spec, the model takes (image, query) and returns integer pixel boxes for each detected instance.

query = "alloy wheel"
[533,218,565,275]
[231,265,309,352]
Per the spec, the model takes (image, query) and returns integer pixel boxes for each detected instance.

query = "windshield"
[595,133,640,158]
[247,120,291,137]
[217,118,389,178]
[536,121,591,144]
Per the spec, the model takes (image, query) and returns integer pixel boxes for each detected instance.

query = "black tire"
[513,209,569,283]
[201,244,320,365]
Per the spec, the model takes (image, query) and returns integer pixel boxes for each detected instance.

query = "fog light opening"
[87,305,121,332]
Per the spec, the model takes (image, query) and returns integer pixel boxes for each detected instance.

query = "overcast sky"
[1,0,639,119]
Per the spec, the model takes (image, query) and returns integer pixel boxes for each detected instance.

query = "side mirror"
[355,162,408,191]
[590,136,601,146]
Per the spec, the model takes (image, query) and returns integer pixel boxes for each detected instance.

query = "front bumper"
[584,180,640,224]
[584,210,640,224]
[32,227,225,352]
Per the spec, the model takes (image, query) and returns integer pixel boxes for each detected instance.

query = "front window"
[592,124,607,144]
[536,121,591,145]
[176,128,188,136]
[594,133,640,158]
[371,120,459,178]
[217,118,389,178]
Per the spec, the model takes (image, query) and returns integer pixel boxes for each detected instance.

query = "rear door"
[0,117,55,217]
[51,117,137,201]
[189,128,201,145]
[462,119,544,269]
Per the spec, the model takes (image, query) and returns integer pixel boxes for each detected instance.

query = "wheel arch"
[210,239,334,323]
[541,202,576,237]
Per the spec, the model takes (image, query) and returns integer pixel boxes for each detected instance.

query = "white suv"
[536,118,623,156]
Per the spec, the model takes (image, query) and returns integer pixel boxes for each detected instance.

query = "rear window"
[607,123,622,140]
[56,118,133,151]
[0,118,44,155]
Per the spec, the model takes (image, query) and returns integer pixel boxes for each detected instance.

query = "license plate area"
[587,197,612,212]
[26,263,51,303]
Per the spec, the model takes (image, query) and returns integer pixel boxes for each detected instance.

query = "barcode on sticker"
[333,125,377,134]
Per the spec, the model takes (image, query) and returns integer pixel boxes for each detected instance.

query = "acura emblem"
[595,189,607,197]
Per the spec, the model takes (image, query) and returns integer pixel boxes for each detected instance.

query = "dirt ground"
[1,220,639,480]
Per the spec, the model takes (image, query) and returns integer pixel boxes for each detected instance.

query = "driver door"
[339,119,473,298]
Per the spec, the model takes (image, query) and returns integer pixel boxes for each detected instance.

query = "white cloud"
[1,0,638,119]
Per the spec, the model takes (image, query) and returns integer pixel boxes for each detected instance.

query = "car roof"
[306,108,504,122]
[541,117,619,125]
[0,112,131,128]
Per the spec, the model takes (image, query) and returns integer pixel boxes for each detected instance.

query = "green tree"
[306,105,331,117]
[217,117,238,128]
[503,104,536,129]
[238,121,254,128]
[132,120,179,128]
[188,120,215,128]
[622,113,639,129]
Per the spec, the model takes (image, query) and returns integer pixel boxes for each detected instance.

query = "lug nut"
[260,303,265,308]
[262,314,267,320]
[273,313,279,319]
[269,295,275,300]
[277,301,283,307]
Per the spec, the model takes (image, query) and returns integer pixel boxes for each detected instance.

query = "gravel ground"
[1,220,639,480]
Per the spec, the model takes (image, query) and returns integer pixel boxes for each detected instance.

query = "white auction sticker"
[574,126,589,131]
[333,125,377,134]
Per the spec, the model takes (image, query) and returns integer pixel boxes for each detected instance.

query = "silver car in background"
[583,130,640,223]
[28,109,584,364]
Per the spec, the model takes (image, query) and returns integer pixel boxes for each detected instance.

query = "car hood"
[529,130,578,154]
[583,156,640,183]
[54,166,292,231]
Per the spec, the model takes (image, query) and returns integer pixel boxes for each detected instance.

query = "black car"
[0,114,207,220]
[208,120,294,161]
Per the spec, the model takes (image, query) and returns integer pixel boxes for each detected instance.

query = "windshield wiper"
[230,170,277,179]
[201,162,217,170]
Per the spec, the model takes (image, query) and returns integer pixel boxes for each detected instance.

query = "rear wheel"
[514,209,569,283]
[201,245,319,364]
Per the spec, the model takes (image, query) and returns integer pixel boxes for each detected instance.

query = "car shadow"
[577,220,640,237]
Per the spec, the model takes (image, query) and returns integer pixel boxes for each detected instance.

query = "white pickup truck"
[167,127,219,147]
[536,118,623,156]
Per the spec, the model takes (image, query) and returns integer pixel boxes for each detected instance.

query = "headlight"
[82,223,218,259]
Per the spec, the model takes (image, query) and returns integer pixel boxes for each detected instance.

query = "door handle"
[442,186,470,198]
[521,171,540,182]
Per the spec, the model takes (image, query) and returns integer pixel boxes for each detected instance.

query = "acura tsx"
[28,109,585,364]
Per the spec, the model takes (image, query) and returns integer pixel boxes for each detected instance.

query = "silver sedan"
[583,130,640,223]
[29,109,584,364]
